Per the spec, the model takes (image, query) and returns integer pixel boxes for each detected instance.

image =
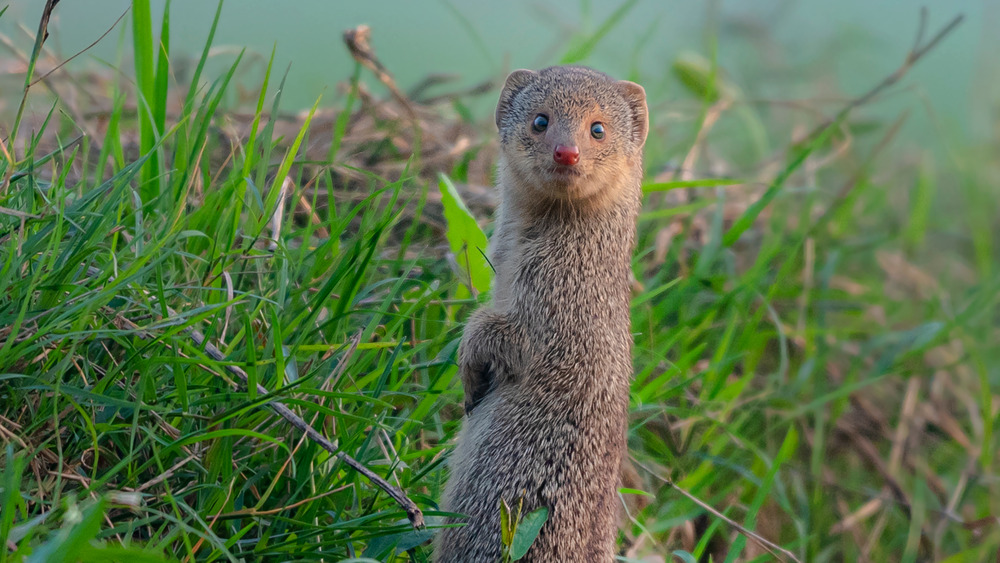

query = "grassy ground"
[1,2,998,562]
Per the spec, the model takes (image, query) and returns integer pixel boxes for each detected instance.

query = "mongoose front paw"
[458,308,523,416]
[458,324,496,416]
[460,361,494,415]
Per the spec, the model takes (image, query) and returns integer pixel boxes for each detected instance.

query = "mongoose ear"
[617,80,648,147]
[496,69,537,130]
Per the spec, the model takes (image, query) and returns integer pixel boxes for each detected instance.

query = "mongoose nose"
[553,145,580,166]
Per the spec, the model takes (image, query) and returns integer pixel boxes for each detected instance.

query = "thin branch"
[29,7,130,87]
[810,12,963,140]
[219,485,352,518]
[910,7,929,55]
[342,25,419,125]
[810,110,910,233]
[341,24,428,155]
[89,267,425,529]
[632,457,802,563]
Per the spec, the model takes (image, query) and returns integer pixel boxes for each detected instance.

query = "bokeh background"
[4,0,996,141]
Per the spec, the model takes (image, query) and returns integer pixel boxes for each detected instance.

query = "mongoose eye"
[532,114,549,133]
[590,122,605,140]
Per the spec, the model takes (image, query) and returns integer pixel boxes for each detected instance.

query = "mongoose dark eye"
[532,114,549,133]
[590,122,605,140]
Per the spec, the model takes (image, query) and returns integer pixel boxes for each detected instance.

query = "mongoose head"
[495,66,648,206]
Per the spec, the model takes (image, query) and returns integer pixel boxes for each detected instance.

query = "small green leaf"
[439,173,492,294]
[722,115,842,247]
[362,529,434,558]
[671,51,734,102]
[499,497,514,547]
[510,506,548,560]
[26,499,106,563]
[559,0,639,64]
[619,487,655,498]
[672,549,698,563]
[642,178,747,193]
[72,546,170,562]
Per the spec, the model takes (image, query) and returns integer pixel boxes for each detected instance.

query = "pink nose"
[553,145,580,166]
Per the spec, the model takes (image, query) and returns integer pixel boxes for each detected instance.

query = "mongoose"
[435,65,648,562]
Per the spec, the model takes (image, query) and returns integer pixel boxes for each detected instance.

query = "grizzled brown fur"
[434,66,648,562]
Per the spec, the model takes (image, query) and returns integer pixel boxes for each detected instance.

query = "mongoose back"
[435,66,648,562]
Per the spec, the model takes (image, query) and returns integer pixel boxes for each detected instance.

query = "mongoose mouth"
[546,164,584,178]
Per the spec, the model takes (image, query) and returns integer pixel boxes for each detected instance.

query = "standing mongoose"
[435,65,648,562]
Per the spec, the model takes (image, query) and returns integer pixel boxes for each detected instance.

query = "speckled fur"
[435,66,648,563]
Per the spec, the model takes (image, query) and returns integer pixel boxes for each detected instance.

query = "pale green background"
[3,1,996,143]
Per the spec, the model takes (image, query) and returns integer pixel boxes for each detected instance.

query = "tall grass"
[1,2,997,562]
[1,2,458,560]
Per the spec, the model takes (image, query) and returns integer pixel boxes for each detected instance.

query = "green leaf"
[938,543,1000,563]
[362,528,434,558]
[903,156,935,250]
[560,0,639,64]
[619,487,655,498]
[0,446,25,550]
[499,497,514,547]
[672,550,698,563]
[73,546,170,562]
[510,506,548,560]
[671,51,736,103]
[131,0,163,201]
[722,115,842,247]
[26,499,106,563]
[642,178,747,193]
[438,173,492,295]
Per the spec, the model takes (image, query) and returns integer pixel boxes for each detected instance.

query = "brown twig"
[342,25,419,126]
[342,24,428,157]
[88,267,426,529]
[810,110,909,233]
[740,11,963,184]
[184,323,424,527]
[632,457,803,563]
[805,12,963,143]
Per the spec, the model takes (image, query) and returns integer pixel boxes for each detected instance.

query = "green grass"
[1,2,998,562]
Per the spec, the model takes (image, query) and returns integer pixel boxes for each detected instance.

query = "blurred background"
[3,0,996,143]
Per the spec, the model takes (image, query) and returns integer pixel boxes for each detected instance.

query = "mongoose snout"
[552,144,580,166]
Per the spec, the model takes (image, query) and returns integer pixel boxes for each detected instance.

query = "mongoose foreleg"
[458,308,527,414]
